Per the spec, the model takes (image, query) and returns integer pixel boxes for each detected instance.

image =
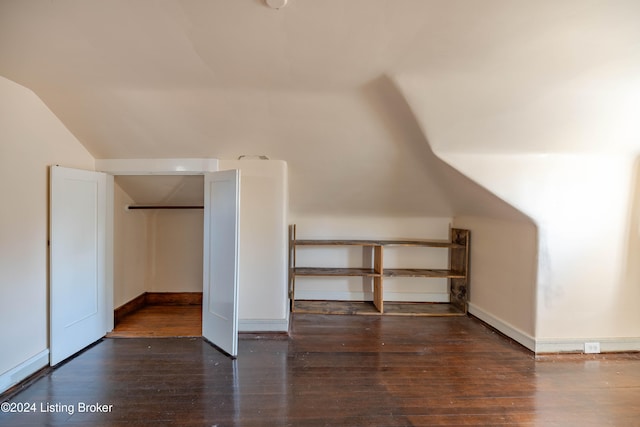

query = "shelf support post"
[373,245,383,313]
[449,228,470,314]
[289,224,296,312]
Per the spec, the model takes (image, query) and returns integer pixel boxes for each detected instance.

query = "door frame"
[50,159,240,365]
[95,158,219,176]
[96,158,223,338]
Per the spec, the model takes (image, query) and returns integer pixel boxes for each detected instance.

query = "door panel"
[50,166,109,365]
[202,169,240,357]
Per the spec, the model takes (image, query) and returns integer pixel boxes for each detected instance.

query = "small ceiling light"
[237,155,270,160]
[265,0,288,9]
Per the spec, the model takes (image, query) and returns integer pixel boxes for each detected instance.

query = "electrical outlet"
[584,342,601,354]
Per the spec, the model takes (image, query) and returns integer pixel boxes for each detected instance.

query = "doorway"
[109,175,205,338]
[50,164,240,363]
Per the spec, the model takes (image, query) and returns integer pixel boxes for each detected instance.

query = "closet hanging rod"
[126,205,204,210]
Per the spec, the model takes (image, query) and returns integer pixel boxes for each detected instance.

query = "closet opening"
[108,175,205,338]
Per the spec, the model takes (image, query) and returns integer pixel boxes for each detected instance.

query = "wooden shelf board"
[293,300,466,317]
[295,240,381,246]
[383,302,466,316]
[293,300,381,315]
[295,239,464,248]
[378,240,465,248]
[384,268,466,278]
[294,267,381,277]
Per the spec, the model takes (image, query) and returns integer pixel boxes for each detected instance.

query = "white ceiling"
[2,0,639,215]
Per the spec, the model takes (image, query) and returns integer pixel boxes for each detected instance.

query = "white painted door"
[50,166,111,365]
[202,169,240,357]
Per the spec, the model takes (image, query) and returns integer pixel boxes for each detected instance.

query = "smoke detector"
[265,0,288,9]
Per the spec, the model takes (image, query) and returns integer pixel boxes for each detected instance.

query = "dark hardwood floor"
[2,314,640,426]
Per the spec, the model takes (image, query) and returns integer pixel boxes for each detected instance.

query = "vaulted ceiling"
[2,0,639,215]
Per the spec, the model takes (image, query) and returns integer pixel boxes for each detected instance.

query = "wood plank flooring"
[106,305,202,338]
[2,314,640,426]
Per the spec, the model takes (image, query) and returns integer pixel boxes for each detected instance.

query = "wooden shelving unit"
[288,225,470,317]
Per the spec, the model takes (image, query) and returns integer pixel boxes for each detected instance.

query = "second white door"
[202,169,241,357]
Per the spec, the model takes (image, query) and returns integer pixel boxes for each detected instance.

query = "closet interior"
[109,175,205,337]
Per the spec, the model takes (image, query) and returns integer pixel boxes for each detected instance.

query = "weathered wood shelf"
[384,268,466,278]
[378,240,466,248]
[288,225,470,316]
[292,300,466,317]
[295,239,463,248]
[295,267,381,277]
[295,239,381,246]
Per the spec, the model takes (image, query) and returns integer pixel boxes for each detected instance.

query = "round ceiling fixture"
[265,0,288,9]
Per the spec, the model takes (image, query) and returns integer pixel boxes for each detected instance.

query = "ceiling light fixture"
[238,155,270,160]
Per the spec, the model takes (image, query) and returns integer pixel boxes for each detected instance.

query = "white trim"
[104,174,114,332]
[239,319,289,333]
[294,290,449,303]
[469,303,640,354]
[0,350,49,394]
[95,158,219,175]
[535,337,640,354]
[468,303,536,352]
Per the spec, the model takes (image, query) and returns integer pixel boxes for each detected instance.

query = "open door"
[50,166,112,365]
[202,169,240,357]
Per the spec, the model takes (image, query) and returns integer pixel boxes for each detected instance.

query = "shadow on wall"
[361,75,539,340]
[359,75,452,216]
[360,74,534,223]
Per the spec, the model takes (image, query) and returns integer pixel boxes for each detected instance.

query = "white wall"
[0,76,94,393]
[147,209,203,293]
[443,153,640,352]
[219,159,289,331]
[453,216,538,350]
[391,19,640,352]
[113,182,147,307]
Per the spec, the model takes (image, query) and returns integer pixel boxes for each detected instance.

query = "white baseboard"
[239,318,289,333]
[0,349,49,395]
[468,303,536,352]
[535,337,640,354]
[294,290,449,303]
[469,303,640,354]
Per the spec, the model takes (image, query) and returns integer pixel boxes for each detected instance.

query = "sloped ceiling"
[115,175,204,205]
[1,0,639,215]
